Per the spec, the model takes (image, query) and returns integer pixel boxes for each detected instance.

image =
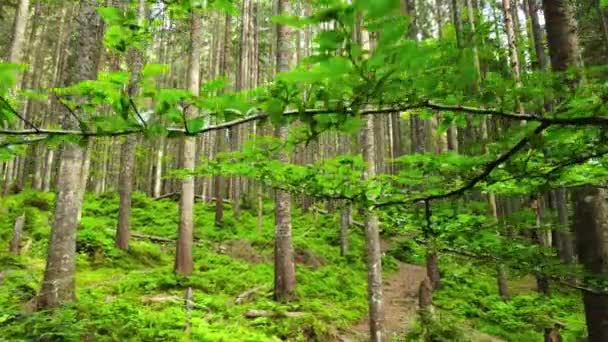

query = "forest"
[1,0,608,341]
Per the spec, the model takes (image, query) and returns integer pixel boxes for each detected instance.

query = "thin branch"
[1,101,607,137]
[375,122,551,208]
[0,96,40,132]
[0,137,46,148]
[53,93,87,131]
[129,98,147,129]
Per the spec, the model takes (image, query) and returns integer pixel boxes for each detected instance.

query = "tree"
[116,0,146,251]
[175,10,202,276]
[543,0,607,340]
[273,0,297,302]
[37,0,103,309]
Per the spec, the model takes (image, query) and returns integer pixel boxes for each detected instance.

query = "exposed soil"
[341,261,505,342]
[343,262,427,341]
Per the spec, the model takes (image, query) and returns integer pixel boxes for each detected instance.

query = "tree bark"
[9,214,26,255]
[527,0,549,70]
[37,0,103,309]
[543,1,605,339]
[340,202,351,257]
[573,186,608,342]
[273,0,297,302]
[175,11,202,276]
[116,0,146,251]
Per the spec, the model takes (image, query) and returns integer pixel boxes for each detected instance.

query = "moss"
[0,191,373,341]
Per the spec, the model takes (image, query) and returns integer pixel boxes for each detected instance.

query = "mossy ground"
[0,191,370,341]
[0,191,588,341]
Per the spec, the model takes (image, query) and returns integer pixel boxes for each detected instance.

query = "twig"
[129,98,147,129]
[53,93,86,131]
[375,122,550,208]
[0,96,40,132]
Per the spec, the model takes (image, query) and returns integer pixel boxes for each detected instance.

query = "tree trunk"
[116,0,146,251]
[37,0,103,310]
[175,11,202,276]
[527,0,549,70]
[542,1,604,339]
[552,188,575,263]
[9,214,26,255]
[362,112,386,342]
[8,0,30,64]
[273,0,297,302]
[573,186,608,342]
[340,202,351,257]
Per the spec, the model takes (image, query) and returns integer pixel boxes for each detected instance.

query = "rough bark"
[340,202,351,257]
[8,0,30,64]
[552,188,575,263]
[527,0,549,70]
[175,12,202,276]
[9,214,26,255]
[543,1,605,339]
[273,0,297,303]
[116,0,146,251]
[572,186,608,342]
[37,0,102,309]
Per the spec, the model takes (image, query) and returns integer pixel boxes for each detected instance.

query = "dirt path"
[343,262,427,341]
[341,261,504,342]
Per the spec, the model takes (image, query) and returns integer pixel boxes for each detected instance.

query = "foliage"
[0,192,371,341]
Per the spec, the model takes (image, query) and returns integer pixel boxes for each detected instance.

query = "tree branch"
[0,96,40,132]
[375,122,551,208]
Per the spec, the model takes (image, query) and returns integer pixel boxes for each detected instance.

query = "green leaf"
[265,98,286,125]
[187,117,206,133]
[142,64,170,79]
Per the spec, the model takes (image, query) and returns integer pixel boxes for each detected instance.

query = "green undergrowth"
[389,239,586,341]
[433,258,586,341]
[0,191,375,341]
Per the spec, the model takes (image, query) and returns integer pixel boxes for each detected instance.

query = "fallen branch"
[244,309,306,319]
[131,232,176,243]
[234,287,261,304]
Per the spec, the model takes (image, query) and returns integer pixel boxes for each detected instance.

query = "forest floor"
[344,262,426,341]
[343,261,505,342]
[0,191,584,341]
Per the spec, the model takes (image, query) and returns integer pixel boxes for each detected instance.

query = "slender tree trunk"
[527,0,549,70]
[273,0,297,302]
[116,0,146,250]
[175,11,202,276]
[38,0,103,309]
[8,0,30,64]
[362,106,385,342]
[2,0,30,196]
[340,202,351,257]
[552,188,575,262]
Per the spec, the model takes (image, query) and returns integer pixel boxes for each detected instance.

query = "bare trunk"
[527,0,549,70]
[9,214,26,254]
[175,12,202,276]
[37,0,102,309]
[340,202,351,257]
[573,186,608,342]
[116,0,146,251]
[362,112,385,341]
[273,0,297,302]
[8,0,30,63]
